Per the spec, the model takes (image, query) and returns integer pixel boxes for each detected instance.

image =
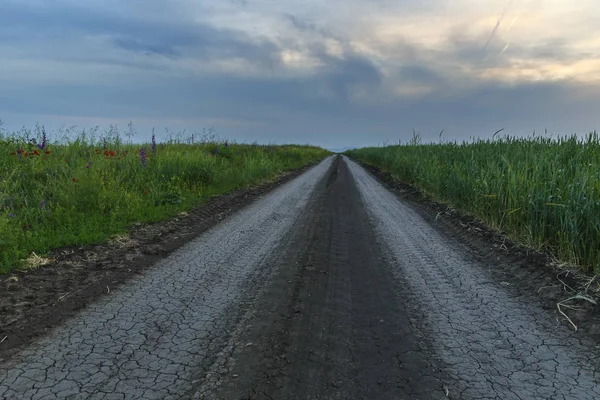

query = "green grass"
[0,127,330,273]
[346,133,600,274]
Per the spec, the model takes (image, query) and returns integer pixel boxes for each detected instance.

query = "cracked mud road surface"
[2,155,600,399]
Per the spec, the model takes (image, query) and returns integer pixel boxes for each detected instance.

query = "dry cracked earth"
[1,155,599,399]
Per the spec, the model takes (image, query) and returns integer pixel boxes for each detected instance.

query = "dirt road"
[1,156,599,399]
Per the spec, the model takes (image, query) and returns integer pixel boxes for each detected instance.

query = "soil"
[0,163,319,362]
[2,155,600,399]
[191,155,600,400]
[195,155,450,399]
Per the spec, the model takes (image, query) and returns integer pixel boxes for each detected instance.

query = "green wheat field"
[347,133,600,274]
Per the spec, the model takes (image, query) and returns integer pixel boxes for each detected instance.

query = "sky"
[1,0,599,149]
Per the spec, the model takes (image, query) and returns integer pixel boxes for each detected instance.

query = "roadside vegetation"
[0,124,330,273]
[346,133,600,274]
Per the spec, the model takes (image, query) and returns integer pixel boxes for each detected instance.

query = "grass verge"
[346,133,600,274]
[0,126,330,273]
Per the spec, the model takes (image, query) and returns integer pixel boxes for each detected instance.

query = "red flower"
[24,152,29,157]
[33,150,40,156]
[45,150,51,154]
[9,152,15,156]
[95,149,100,154]
[104,150,109,156]
[109,151,115,157]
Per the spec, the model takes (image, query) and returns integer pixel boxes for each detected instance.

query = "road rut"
[0,157,334,399]
[346,157,600,399]
[1,155,600,399]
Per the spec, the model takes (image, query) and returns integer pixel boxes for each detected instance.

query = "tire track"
[3,154,600,399]
[0,157,334,400]
[194,155,449,399]
[346,156,600,400]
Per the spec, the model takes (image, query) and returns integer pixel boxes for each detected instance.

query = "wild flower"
[140,148,147,167]
[9,213,14,218]
[37,129,47,150]
[45,150,50,154]
[152,133,156,152]
[224,141,229,147]
[86,161,92,169]
[33,150,40,156]
[39,201,46,209]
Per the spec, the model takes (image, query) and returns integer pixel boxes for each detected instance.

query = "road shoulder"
[0,162,322,362]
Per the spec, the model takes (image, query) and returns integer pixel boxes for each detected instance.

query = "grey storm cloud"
[0,0,598,148]
[0,1,282,66]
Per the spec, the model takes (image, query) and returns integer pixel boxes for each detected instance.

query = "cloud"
[113,38,181,58]
[0,0,598,148]
[0,0,282,68]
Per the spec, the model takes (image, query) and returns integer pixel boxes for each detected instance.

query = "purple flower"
[37,129,47,150]
[152,133,156,152]
[140,148,147,167]
[39,201,46,209]
[86,161,92,169]
[9,213,14,218]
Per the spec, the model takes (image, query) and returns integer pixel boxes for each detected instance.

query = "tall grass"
[347,133,600,273]
[0,126,330,273]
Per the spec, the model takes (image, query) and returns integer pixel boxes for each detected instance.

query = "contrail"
[483,0,513,53]
[499,43,510,56]
[498,0,532,56]
[506,0,531,31]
